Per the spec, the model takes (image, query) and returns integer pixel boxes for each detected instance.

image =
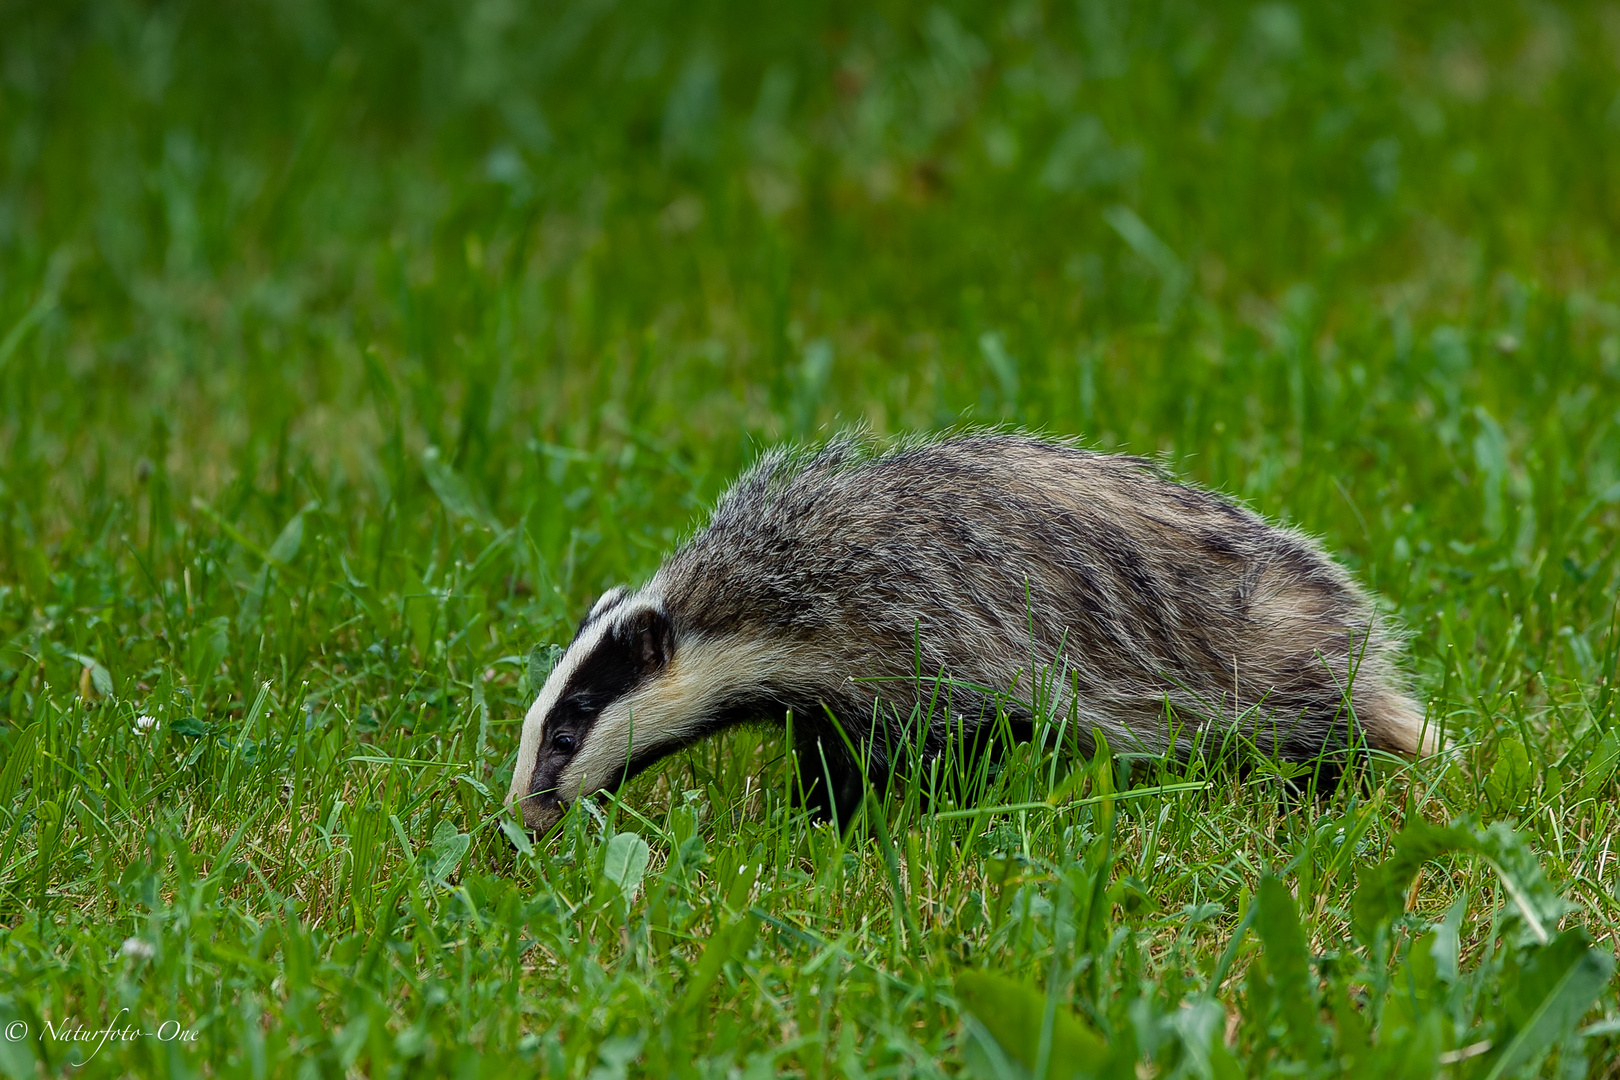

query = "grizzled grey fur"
[508,432,1432,835]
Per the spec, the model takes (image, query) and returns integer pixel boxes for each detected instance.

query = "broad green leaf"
[1574,730,1619,800]
[171,716,211,737]
[725,859,759,912]
[1170,998,1244,1080]
[34,800,62,847]
[402,563,435,660]
[1373,1010,1442,1080]
[678,914,758,1016]
[1254,875,1320,1059]
[499,818,533,857]
[65,652,114,697]
[266,506,308,564]
[1473,405,1509,538]
[1332,984,1372,1072]
[236,562,270,635]
[959,1013,1032,1080]
[953,970,1108,1079]
[1430,894,1467,984]
[1469,821,1572,942]
[602,831,650,900]
[1483,735,1533,810]
[590,1033,646,1080]
[454,773,492,799]
[1381,930,1440,1042]
[333,1015,368,1069]
[186,616,230,686]
[1354,819,1568,942]
[422,445,491,526]
[428,820,470,883]
[1485,929,1616,1080]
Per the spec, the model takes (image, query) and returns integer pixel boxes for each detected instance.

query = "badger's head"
[507,586,680,834]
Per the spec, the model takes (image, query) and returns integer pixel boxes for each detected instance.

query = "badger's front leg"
[791,726,871,831]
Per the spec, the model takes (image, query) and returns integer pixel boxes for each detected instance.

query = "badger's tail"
[1366,692,1444,757]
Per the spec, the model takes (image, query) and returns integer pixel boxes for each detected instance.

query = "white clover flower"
[133,715,159,734]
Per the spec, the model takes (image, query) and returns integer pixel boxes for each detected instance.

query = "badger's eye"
[552,732,576,754]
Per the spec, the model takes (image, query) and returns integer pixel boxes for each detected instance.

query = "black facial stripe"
[530,631,645,795]
[557,620,653,716]
[531,606,675,802]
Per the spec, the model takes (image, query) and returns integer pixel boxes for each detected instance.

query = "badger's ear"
[621,607,673,673]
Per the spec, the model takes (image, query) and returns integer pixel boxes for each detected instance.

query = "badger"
[508,431,1434,835]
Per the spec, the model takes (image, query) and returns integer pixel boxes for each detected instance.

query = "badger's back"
[651,433,1430,761]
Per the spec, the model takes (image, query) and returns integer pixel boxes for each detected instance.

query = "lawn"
[2,1,1619,1076]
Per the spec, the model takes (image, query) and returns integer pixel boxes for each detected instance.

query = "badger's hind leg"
[1256,696,1418,799]
[904,712,1036,813]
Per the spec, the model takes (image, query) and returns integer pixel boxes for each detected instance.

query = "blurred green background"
[6,0,1618,530]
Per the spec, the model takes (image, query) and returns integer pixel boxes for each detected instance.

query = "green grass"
[3,0,1620,1075]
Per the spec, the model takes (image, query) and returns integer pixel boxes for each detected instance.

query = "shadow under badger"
[508,432,1435,835]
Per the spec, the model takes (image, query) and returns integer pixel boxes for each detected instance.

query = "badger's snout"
[516,790,564,835]
[511,732,569,835]
[506,596,677,843]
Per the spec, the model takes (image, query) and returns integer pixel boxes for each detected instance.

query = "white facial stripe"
[506,613,618,814]
[558,634,800,800]
[588,586,629,622]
